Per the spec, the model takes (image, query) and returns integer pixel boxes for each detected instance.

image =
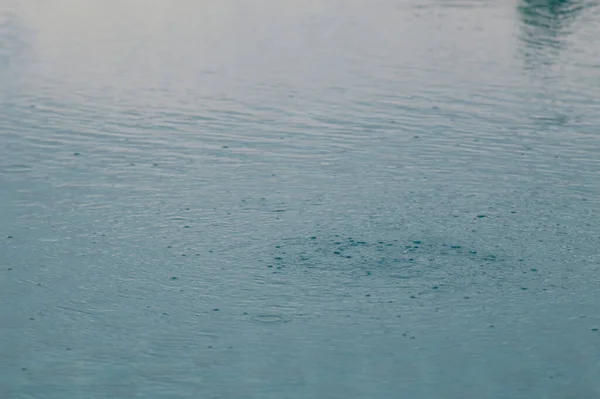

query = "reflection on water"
[0,5,35,71]
[517,0,586,68]
[516,0,596,127]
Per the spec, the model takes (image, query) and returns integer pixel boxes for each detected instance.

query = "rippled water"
[2,0,600,398]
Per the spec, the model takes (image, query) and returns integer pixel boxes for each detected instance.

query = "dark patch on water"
[268,233,519,291]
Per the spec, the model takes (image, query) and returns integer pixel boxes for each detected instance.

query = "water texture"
[1,0,600,398]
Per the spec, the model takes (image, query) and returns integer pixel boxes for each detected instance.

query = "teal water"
[1,0,600,398]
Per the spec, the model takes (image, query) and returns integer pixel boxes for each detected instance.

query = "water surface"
[2,0,600,398]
